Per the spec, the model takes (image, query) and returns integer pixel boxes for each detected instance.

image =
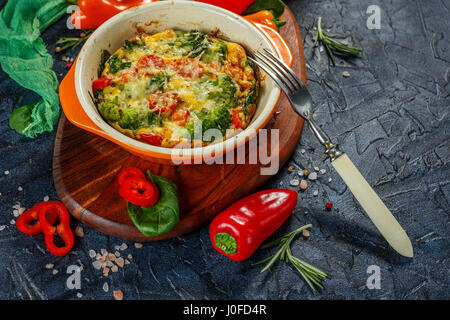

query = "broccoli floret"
[118,108,141,130]
[201,40,227,64]
[98,101,120,122]
[185,106,231,141]
[207,74,238,108]
[108,55,132,74]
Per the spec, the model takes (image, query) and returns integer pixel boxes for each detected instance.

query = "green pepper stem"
[215,233,237,255]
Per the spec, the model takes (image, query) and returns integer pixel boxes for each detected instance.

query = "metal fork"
[249,49,414,258]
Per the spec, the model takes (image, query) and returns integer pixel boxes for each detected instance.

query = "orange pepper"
[243,10,278,31]
[71,0,157,30]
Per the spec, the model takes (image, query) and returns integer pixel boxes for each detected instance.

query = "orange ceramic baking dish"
[59,1,292,165]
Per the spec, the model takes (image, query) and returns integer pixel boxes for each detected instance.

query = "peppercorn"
[326,202,333,210]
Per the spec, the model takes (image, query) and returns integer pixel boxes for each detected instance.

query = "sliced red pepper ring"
[119,176,159,207]
[16,202,58,236]
[118,167,146,185]
[38,201,74,257]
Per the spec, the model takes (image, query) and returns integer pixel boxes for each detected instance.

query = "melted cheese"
[94,29,259,147]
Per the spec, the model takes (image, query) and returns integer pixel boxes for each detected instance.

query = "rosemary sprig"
[313,16,362,66]
[253,224,331,291]
[56,29,94,52]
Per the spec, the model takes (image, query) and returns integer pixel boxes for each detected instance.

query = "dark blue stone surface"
[0,0,448,300]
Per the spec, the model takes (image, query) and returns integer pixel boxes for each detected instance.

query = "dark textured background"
[0,0,448,300]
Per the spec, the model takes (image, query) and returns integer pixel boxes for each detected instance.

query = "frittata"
[92,29,259,148]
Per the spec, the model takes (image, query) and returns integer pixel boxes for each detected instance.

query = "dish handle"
[59,60,110,139]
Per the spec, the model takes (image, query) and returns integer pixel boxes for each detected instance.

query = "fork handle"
[331,153,414,257]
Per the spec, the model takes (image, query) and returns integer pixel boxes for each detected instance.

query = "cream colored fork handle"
[332,154,414,258]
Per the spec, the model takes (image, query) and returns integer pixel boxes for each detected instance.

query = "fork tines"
[248,48,303,95]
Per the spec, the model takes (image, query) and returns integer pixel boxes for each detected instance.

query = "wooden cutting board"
[53,7,307,241]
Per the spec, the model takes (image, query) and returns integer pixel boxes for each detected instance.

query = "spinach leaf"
[243,0,285,18]
[148,73,171,92]
[125,35,145,50]
[178,30,210,58]
[9,102,35,135]
[98,49,111,77]
[108,55,132,74]
[127,171,179,237]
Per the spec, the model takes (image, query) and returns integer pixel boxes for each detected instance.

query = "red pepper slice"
[119,176,159,207]
[38,201,74,257]
[140,133,163,146]
[16,202,57,236]
[92,76,113,92]
[231,109,243,129]
[118,167,146,185]
[209,189,298,261]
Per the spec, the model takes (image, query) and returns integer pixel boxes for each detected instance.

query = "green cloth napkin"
[0,0,69,138]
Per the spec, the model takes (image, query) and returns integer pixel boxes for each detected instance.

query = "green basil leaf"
[127,171,179,237]
[243,0,286,19]
[9,102,36,135]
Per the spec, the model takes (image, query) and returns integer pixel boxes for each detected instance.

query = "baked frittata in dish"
[92,29,259,147]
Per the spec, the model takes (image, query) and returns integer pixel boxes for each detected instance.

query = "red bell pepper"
[71,0,157,30]
[197,0,255,15]
[16,202,57,236]
[119,176,159,207]
[38,201,74,257]
[71,1,259,30]
[140,133,163,146]
[209,189,298,261]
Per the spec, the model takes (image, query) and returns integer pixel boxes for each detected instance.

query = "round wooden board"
[53,7,307,241]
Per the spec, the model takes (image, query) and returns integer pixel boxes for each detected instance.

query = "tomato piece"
[147,91,180,115]
[121,68,138,83]
[118,167,146,185]
[169,57,204,79]
[232,109,243,129]
[227,64,245,81]
[92,76,113,92]
[140,133,163,146]
[137,54,165,69]
[119,176,159,207]
[171,109,190,126]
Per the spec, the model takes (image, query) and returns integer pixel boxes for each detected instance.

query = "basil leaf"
[243,0,285,19]
[127,171,179,237]
[9,102,36,135]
